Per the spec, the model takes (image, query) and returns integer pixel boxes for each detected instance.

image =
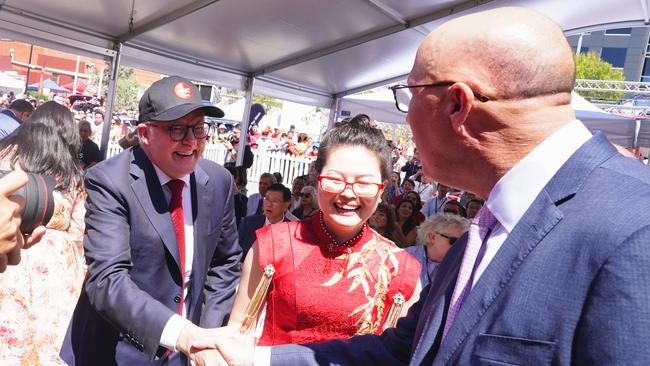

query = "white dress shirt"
[422,195,448,218]
[470,120,592,287]
[153,166,196,350]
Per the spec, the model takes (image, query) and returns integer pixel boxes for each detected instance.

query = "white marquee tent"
[0,72,24,95]
[0,0,648,154]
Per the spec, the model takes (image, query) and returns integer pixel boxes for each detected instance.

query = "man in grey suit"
[61,76,241,365]
[197,7,650,366]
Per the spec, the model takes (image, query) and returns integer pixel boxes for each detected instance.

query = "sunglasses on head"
[435,231,458,245]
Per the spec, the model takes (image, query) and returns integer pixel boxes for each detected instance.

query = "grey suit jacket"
[61,146,242,366]
[270,133,650,365]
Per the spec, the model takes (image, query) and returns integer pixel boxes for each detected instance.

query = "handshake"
[177,324,256,366]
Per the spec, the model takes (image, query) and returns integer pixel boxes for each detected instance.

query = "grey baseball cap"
[138,75,224,123]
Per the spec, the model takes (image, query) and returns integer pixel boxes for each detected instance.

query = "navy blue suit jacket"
[238,214,266,260]
[270,133,650,365]
[60,146,242,365]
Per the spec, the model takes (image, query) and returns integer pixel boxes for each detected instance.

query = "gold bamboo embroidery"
[321,232,402,335]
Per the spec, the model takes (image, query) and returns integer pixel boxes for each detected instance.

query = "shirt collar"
[264,211,295,226]
[486,120,592,233]
[152,164,191,188]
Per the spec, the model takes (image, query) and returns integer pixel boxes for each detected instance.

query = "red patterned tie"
[167,179,186,316]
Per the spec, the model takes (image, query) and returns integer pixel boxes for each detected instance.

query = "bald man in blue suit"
[199,7,650,366]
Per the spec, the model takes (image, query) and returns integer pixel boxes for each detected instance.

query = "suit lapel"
[432,133,618,365]
[410,235,465,365]
[191,164,211,304]
[130,147,181,272]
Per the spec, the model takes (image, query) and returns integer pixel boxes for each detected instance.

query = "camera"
[0,170,55,234]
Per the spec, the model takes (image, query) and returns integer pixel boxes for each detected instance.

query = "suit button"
[174,295,181,303]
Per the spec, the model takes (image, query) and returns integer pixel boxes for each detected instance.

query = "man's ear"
[444,83,474,137]
[136,124,149,144]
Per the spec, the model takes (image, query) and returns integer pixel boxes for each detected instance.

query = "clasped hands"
[177,324,254,366]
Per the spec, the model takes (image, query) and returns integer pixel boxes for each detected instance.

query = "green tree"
[113,66,144,112]
[252,94,283,112]
[88,65,144,112]
[575,52,625,102]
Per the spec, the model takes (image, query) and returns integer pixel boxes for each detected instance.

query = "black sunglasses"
[435,231,458,245]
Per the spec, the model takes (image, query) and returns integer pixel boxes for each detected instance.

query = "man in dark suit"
[238,183,296,260]
[198,7,650,366]
[60,76,241,365]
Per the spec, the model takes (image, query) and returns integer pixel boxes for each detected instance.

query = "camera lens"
[0,170,55,234]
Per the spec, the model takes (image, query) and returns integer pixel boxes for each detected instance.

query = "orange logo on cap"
[174,82,193,99]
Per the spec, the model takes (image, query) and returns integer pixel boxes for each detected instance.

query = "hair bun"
[340,113,372,126]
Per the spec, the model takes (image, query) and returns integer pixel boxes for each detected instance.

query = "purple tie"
[442,205,497,338]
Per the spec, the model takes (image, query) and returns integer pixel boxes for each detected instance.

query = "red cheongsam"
[255,212,421,346]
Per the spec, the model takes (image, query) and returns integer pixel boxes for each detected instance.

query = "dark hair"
[444,200,465,217]
[373,202,398,241]
[465,198,484,208]
[395,199,416,220]
[225,164,248,186]
[403,191,423,211]
[403,178,415,187]
[395,199,418,235]
[9,99,34,114]
[266,183,291,202]
[315,114,390,180]
[273,172,283,184]
[225,165,238,180]
[0,101,83,191]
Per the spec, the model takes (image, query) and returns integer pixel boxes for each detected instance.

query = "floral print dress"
[0,188,86,365]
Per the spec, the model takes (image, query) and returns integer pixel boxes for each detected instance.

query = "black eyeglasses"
[147,122,212,141]
[435,231,458,245]
[300,192,312,198]
[389,82,491,113]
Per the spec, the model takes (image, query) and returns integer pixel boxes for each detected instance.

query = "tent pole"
[237,76,254,166]
[634,118,641,156]
[327,96,339,129]
[100,42,122,160]
[23,44,33,93]
[73,55,80,94]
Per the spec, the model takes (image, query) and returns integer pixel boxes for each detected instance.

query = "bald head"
[414,7,575,101]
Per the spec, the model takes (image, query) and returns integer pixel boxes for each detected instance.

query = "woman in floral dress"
[227,115,422,345]
[0,101,86,365]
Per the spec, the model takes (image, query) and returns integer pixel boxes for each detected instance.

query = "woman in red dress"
[228,115,422,346]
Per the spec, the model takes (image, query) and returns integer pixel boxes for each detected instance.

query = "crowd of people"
[0,6,649,366]
[210,123,319,161]
[0,75,471,365]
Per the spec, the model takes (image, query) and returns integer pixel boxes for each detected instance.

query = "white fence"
[106,143,312,188]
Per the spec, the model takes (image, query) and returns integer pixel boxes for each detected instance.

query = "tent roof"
[0,0,648,107]
[26,78,69,93]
